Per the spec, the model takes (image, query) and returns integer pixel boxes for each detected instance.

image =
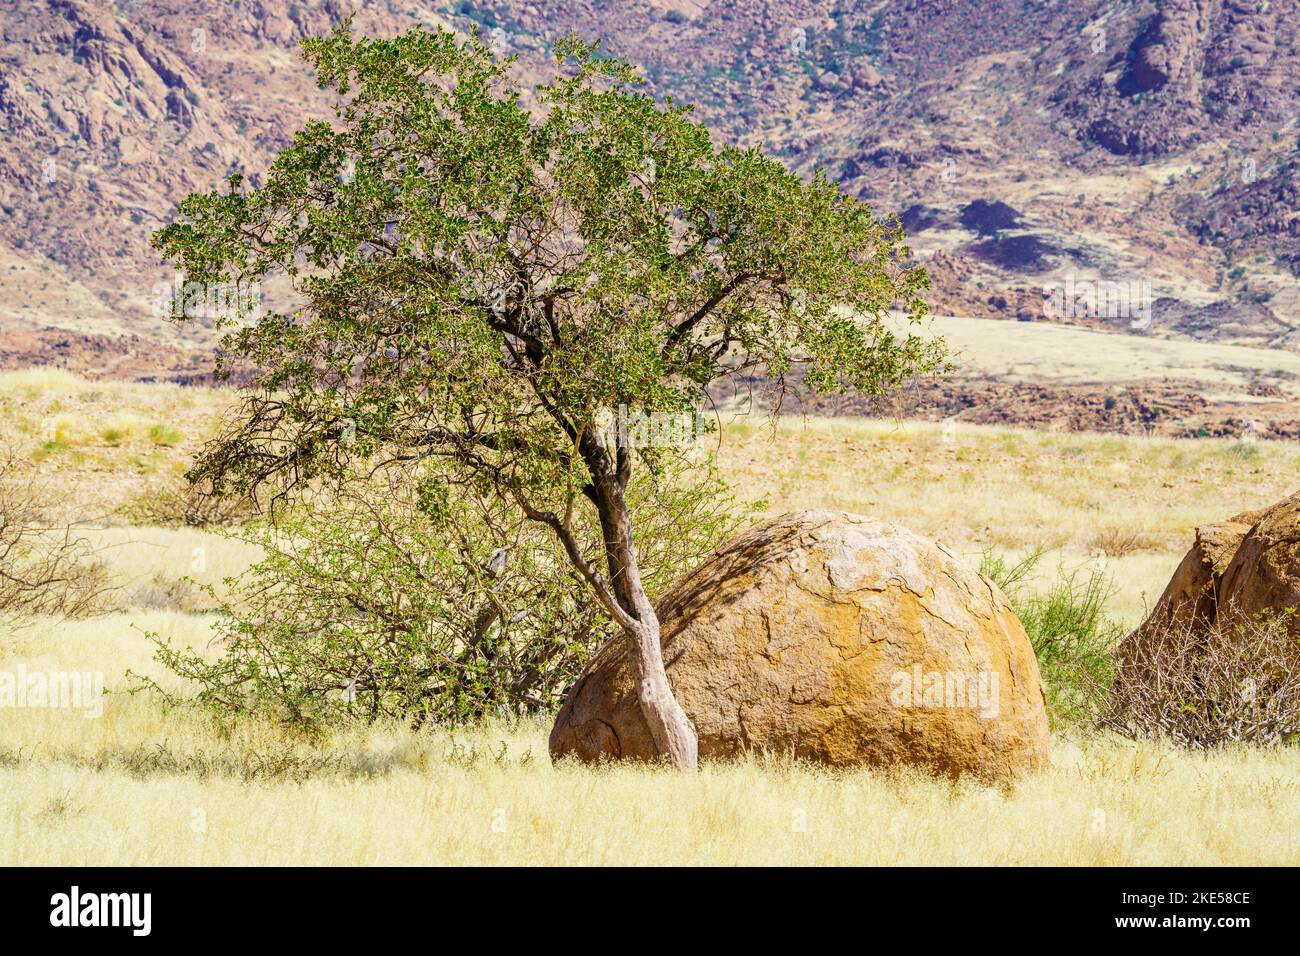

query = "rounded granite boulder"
[550,511,1050,782]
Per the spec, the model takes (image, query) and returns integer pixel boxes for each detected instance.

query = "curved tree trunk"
[628,610,698,770]
[595,476,698,770]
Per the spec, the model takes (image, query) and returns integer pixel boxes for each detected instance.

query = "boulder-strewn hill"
[0,0,1295,383]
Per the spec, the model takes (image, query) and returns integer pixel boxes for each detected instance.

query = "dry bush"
[1095,603,1300,748]
[0,451,111,619]
[1087,526,1160,558]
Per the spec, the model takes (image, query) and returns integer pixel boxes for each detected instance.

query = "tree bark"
[593,474,698,771]
[627,610,698,770]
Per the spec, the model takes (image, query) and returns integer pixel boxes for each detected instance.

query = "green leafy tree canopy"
[153,23,947,768]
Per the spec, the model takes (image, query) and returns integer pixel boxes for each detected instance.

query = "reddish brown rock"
[1123,491,1300,661]
[550,511,1050,782]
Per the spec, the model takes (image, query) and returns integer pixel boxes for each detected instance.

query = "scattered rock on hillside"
[1058,0,1296,157]
[0,327,230,384]
[550,511,1050,782]
[1120,0,1201,94]
[1150,297,1295,347]
[898,204,958,234]
[3,0,1296,364]
[1181,156,1300,277]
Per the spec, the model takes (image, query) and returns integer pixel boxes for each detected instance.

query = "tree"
[153,24,947,769]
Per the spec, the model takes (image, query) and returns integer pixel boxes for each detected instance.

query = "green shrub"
[1227,441,1259,461]
[135,457,754,728]
[980,550,1121,726]
[147,423,182,446]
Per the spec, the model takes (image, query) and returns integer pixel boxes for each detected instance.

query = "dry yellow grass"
[84,527,261,611]
[913,315,1300,398]
[4,372,1300,865]
[6,730,1298,866]
[3,615,1298,866]
[720,414,1300,551]
[0,369,228,522]
[718,414,1300,626]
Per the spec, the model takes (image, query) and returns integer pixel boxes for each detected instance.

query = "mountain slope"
[0,0,1295,381]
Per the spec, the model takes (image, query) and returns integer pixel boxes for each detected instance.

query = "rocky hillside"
[0,0,1296,383]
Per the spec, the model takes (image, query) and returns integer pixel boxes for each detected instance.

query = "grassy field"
[3,370,1299,865]
[719,413,1300,625]
[917,315,1300,398]
[3,613,1297,866]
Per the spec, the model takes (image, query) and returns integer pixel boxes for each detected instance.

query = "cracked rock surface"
[550,511,1050,782]
[1122,491,1300,669]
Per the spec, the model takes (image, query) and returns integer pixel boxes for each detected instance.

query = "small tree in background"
[153,24,945,769]
[1,450,108,623]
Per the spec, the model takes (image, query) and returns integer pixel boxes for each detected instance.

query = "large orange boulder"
[550,511,1050,782]
[1122,492,1300,661]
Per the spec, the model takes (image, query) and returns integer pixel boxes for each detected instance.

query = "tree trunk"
[628,611,698,771]
[595,478,699,770]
